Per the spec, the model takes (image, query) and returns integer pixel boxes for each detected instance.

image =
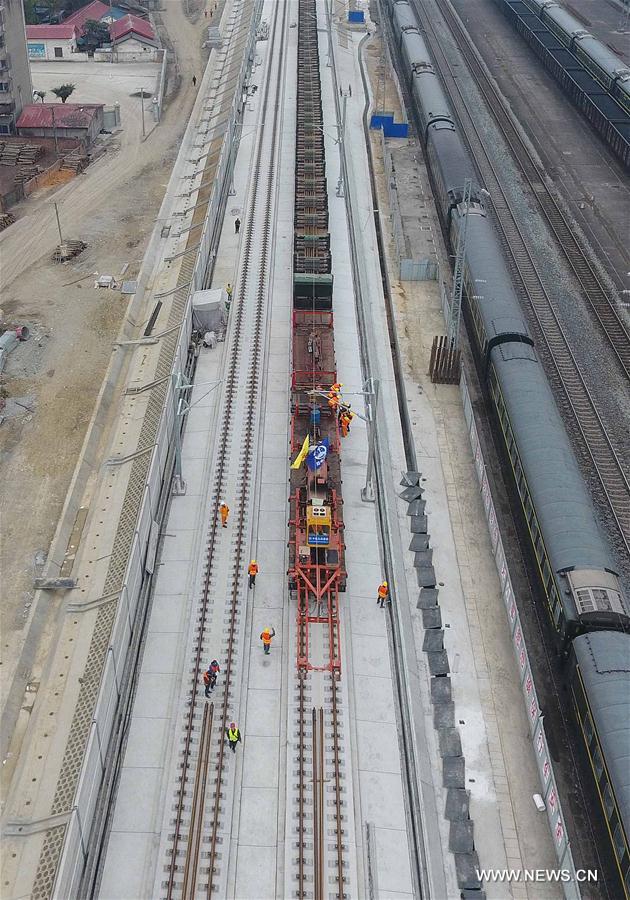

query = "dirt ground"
[0,1,216,693]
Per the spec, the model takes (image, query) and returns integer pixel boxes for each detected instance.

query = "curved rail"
[409,0,630,557]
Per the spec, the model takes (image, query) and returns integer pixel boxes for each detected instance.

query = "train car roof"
[489,346,617,575]
[392,0,417,31]
[427,125,475,191]
[542,6,588,38]
[572,632,630,835]
[573,33,630,79]
[463,213,532,339]
[401,27,433,68]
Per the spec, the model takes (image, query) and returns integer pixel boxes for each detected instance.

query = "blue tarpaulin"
[370,113,409,138]
[348,10,365,22]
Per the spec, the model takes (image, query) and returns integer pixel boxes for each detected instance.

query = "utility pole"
[109,0,116,62]
[53,202,64,245]
[361,378,380,503]
[336,91,347,197]
[140,87,145,137]
[447,178,472,347]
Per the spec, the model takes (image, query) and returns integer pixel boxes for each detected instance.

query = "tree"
[33,90,47,102]
[81,18,111,50]
[51,83,76,103]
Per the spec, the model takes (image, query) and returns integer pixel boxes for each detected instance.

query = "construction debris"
[0,213,16,232]
[52,240,87,263]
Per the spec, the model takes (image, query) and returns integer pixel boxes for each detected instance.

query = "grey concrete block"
[443,756,465,788]
[407,499,426,516]
[413,549,433,567]
[431,676,451,704]
[417,587,438,608]
[450,820,474,853]
[427,650,449,675]
[400,471,421,487]
[461,891,486,900]
[409,533,430,551]
[423,629,444,652]
[416,565,436,587]
[445,788,469,821]
[409,515,428,533]
[422,606,442,629]
[456,852,482,890]
[400,486,423,502]
[433,701,454,730]
[439,728,462,758]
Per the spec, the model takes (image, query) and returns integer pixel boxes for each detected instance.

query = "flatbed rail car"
[491,0,630,166]
[289,0,345,676]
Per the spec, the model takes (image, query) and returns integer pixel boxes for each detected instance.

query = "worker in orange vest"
[377,580,389,608]
[339,408,353,438]
[248,559,259,589]
[328,381,343,411]
[260,626,276,654]
[219,502,229,528]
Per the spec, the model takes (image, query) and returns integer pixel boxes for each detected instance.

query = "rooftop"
[26,23,78,40]
[17,104,105,130]
[109,13,156,42]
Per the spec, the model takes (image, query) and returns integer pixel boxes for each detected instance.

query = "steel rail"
[164,2,288,896]
[409,0,630,556]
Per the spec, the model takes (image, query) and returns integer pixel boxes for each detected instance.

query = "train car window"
[592,744,604,781]
[602,782,615,818]
[552,591,562,625]
[583,711,594,744]
[612,821,628,868]
[533,529,543,561]
[542,559,553,592]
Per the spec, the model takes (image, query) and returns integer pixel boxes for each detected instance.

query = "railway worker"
[248,559,259,589]
[234,217,241,234]
[225,283,233,307]
[328,382,342,411]
[203,663,216,697]
[260,626,276,655]
[219,501,229,528]
[192,75,197,88]
[339,407,354,438]
[377,580,389,608]
[227,722,242,753]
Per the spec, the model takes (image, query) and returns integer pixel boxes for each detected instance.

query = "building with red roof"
[17,103,105,146]
[26,1,156,61]
[109,14,156,47]
[26,24,81,60]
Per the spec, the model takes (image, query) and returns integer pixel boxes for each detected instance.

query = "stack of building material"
[14,165,41,185]
[0,144,26,166]
[61,149,89,173]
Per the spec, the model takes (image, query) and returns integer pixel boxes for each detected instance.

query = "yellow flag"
[291,434,310,469]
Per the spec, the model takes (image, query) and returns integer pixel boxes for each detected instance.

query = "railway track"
[434,0,630,379]
[409,0,630,557]
[162,3,287,896]
[295,622,346,899]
